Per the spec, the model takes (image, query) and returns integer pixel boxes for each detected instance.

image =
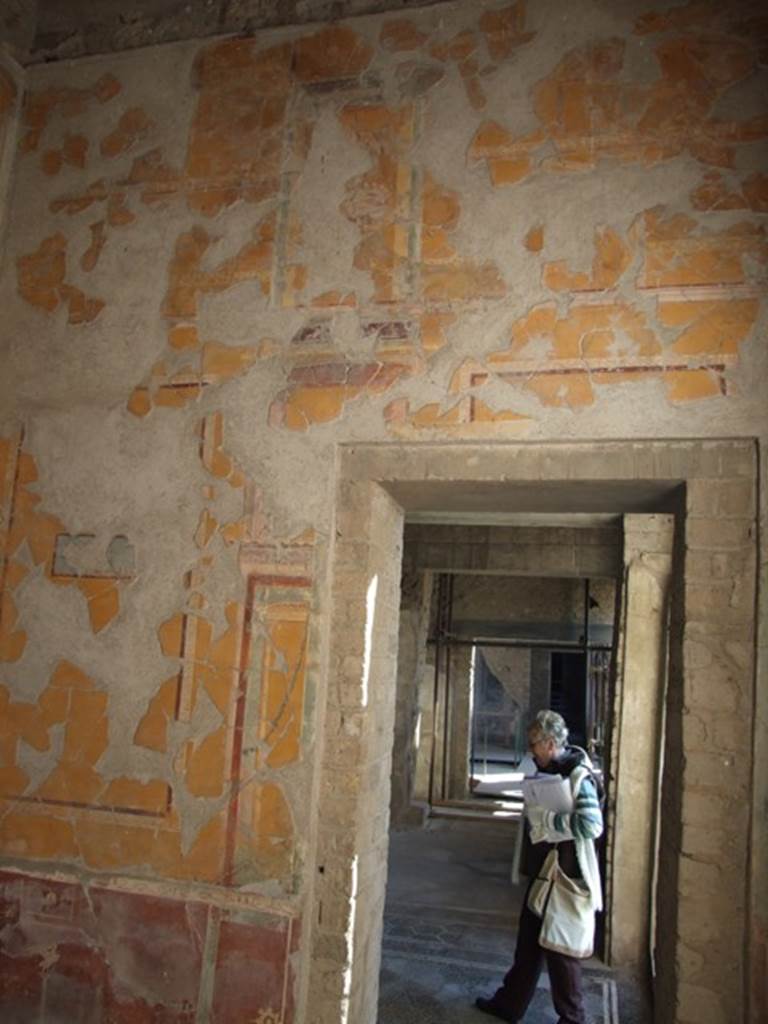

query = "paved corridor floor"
[378,818,650,1024]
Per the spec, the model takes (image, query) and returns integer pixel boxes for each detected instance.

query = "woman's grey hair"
[529,709,569,748]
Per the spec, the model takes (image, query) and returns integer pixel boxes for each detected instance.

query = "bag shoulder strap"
[569,764,605,808]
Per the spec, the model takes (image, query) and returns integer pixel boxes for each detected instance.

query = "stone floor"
[378,819,651,1024]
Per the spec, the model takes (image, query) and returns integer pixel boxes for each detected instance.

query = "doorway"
[379,531,624,1023]
[305,440,758,1024]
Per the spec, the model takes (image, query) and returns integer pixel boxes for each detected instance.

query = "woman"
[475,710,603,1024]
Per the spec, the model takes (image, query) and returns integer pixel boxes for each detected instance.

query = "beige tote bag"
[526,848,595,959]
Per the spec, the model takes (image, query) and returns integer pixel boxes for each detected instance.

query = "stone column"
[306,480,403,1024]
[656,459,757,1024]
[607,514,673,970]
[411,641,436,804]
[446,644,472,800]
[389,569,432,827]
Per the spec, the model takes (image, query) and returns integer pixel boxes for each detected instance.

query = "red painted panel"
[0,949,45,1023]
[0,871,205,1023]
[211,915,294,1024]
[1,871,300,1023]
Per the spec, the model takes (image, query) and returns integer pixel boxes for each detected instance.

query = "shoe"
[474,996,517,1022]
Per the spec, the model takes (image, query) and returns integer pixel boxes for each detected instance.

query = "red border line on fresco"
[222,573,256,885]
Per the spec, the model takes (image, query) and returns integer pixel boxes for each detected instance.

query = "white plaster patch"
[2,564,90,703]
[289,101,372,303]
[15,719,66,790]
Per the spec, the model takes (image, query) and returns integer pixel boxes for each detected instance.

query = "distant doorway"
[421,572,616,810]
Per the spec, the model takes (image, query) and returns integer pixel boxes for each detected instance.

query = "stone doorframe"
[304,440,759,1024]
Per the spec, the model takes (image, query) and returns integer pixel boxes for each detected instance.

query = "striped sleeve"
[550,776,603,840]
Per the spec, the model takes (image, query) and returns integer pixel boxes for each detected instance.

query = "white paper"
[521,774,573,813]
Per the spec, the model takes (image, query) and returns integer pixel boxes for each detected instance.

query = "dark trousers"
[491,895,586,1024]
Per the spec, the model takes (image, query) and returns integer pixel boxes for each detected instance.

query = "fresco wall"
[0,1,766,1021]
